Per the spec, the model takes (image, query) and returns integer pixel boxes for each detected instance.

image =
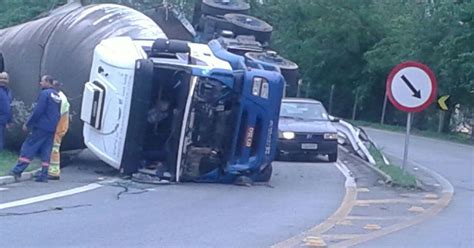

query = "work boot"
[10,162,29,181]
[48,175,60,180]
[33,170,42,178]
[8,171,21,182]
[48,164,60,179]
[35,167,49,183]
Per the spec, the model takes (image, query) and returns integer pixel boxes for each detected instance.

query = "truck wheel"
[0,53,4,72]
[224,14,273,43]
[202,0,250,16]
[199,15,233,35]
[257,163,273,182]
[328,153,338,163]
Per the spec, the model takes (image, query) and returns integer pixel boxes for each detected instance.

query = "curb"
[0,168,41,185]
[413,162,454,194]
[339,146,393,184]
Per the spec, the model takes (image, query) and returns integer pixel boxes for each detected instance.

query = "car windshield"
[280,101,329,121]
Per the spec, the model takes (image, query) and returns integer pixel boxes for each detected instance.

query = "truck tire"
[257,163,273,182]
[0,53,4,72]
[224,14,273,44]
[201,0,250,16]
[328,152,338,162]
[199,15,233,34]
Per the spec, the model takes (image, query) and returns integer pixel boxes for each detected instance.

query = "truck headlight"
[252,77,269,99]
[252,77,262,96]
[260,80,269,99]
[279,131,295,140]
[324,133,338,140]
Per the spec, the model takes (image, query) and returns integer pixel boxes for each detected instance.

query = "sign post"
[402,113,412,171]
[386,61,437,172]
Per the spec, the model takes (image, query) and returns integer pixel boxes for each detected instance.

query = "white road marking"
[0,183,103,210]
[335,160,356,188]
[0,187,8,191]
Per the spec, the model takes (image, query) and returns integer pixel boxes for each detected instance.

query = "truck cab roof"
[133,38,232,71]
[95,36,233,72]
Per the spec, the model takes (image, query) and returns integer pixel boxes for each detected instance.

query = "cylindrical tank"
[0,2,166,150]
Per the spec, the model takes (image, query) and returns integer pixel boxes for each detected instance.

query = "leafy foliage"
[0,0,67,29]
[256,0,473,132]
[1,0,473,133]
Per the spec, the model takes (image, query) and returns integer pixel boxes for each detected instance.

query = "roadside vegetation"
[252,0,474,140]
[0,151,40,176]
[368,146,417,188]
[2,1,472,135]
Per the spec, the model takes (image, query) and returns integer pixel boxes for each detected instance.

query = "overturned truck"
[0,2,289,183]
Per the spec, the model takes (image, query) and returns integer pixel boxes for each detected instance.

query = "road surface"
[0,153,345,248]
[364,127,473,248]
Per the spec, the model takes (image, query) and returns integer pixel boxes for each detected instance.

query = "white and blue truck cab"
[81,37,284,183]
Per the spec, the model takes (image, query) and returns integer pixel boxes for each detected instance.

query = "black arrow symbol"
[401,75,421,99]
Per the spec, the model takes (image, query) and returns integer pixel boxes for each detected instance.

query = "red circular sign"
[386,61,437,112]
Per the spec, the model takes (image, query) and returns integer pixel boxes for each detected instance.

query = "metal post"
[381,92,388,124]
[305,81,310,98]
[352,88,359,120]
[297,79,302,98]
[328,84,335,114]
[402,112,412,172]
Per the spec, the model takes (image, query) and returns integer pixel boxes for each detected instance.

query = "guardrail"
[331,117,376,165]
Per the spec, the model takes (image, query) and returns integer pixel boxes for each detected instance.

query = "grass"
[350,120,474,145]
[0,150,40,176]
[368,146,418,188]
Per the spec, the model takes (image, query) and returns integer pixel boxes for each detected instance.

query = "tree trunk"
[438,110,445,133]
[442,108,453,133]
[352,88,359,120]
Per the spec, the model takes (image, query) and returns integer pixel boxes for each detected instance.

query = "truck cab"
[81,37,284,183]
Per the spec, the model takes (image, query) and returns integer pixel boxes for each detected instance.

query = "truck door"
[121,59,154,174]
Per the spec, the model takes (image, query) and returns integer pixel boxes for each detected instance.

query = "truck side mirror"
[0,53,4,72]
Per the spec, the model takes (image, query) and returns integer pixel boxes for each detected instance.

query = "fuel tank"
[0,2,166,150]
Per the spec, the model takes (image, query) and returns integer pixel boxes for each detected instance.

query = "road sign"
[386,61,437,173]
[437,95,450,111]
[386,61,437,113]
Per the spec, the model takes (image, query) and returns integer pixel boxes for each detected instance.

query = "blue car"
[277,98,339,162]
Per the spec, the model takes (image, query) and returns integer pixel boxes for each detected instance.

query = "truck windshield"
[179,76,237,181]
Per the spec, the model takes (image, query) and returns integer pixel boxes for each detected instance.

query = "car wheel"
[328,152,338,162]
[257,163,273,182]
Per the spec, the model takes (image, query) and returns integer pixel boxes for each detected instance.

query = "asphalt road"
[363,127,474,248]
[0,155,345,248]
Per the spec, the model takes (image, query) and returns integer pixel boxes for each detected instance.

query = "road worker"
[10,75,61,182]
[0,72,12,152]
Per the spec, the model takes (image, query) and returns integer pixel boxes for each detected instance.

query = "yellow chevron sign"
[437,95,450,111]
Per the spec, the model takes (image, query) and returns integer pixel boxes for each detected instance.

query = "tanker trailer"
[0,2,284,183]
[0,2,166,150]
